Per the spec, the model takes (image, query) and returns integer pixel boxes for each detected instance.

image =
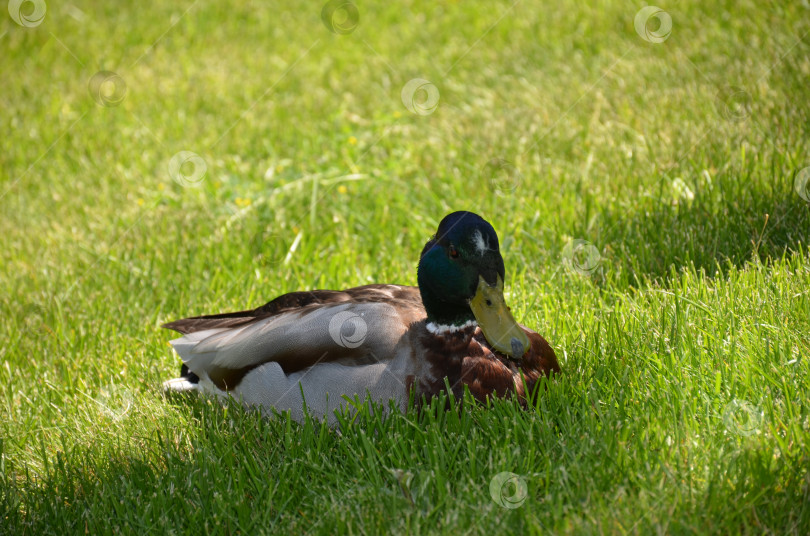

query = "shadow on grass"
[1,396,309,535]
[3,382,808,534]
[589,170,809,283]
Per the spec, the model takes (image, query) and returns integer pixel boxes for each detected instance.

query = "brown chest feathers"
[415,324,560,405]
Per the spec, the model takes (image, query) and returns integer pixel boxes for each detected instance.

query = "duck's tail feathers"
[162,312,258,335]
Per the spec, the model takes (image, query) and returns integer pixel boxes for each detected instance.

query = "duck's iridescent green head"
[417,211,529,358]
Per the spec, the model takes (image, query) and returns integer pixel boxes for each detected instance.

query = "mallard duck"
[162,211,559,423]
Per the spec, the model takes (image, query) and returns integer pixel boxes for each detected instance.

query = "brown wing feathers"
[162,285,423,335]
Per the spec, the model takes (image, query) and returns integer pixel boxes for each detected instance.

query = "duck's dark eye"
[448,245,459,259]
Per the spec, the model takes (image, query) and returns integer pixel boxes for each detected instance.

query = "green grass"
[2,0,810,533]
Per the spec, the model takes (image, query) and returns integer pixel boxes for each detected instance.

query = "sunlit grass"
[2,0,809,533]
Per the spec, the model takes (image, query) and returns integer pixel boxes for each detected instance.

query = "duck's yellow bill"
[468,275,530,359]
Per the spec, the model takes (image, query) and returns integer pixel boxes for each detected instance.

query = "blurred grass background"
[2,0,809,534]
